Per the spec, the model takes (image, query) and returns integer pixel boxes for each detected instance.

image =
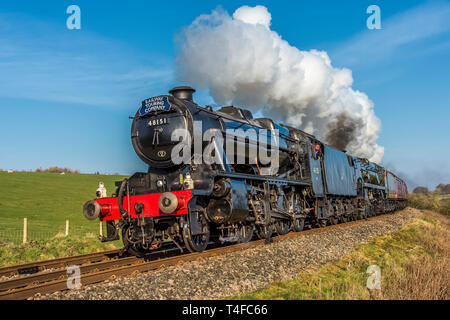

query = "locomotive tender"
[83,86,408,255]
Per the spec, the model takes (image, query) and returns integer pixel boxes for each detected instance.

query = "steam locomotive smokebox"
[130,87,195,168]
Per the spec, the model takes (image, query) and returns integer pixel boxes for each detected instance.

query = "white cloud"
[232,5,271,28]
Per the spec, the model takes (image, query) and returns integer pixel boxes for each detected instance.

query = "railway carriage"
[83,86,408,255]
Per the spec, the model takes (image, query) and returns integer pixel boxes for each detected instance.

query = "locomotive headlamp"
[156,179,164,187]
[159,192,178,214]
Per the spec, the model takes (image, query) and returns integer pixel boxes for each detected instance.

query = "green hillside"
[0,171,128,243]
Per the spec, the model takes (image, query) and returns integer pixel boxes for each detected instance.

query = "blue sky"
[0,0,449,189]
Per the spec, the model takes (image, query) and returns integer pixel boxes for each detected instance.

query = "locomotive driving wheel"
[255,199,274,240]
[238,223,254,244]
[183,208,210,253]
[360,207,368,220]
[256,224,274,240]
[350,204,358,221]
[275,219,290,235]
[327,204,338,225]
[290,193,305,232]
[318,219,328,227]
[292,217,305,232]
[330,216,339,225]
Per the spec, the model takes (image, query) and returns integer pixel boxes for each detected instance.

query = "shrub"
[34,166,79,174]
[413,186,429,194]
[436,184,450,194]
[409,193,450,215]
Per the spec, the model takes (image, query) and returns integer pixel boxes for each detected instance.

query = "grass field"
[0,171,127,244]
[230,210,449,300]
[408,192,450,215]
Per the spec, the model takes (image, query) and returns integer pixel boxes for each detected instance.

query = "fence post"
[99,221,103,237]
[65,220,69,236]
[23,218,27,244]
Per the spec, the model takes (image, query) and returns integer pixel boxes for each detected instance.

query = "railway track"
[0,212,398,300]
[0,249,121,279]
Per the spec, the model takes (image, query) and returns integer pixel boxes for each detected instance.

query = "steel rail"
[0,243,184,292]
[0,241,181,279]
[0,249,121,278]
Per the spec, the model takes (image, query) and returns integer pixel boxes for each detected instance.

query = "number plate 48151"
[148,118,169,127]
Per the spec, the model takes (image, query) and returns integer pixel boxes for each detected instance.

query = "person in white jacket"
[96,182,107,198]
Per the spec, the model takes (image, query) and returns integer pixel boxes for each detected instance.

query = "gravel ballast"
[39,208,421,300]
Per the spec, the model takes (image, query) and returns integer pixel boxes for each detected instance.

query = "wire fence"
[0,220,103,246]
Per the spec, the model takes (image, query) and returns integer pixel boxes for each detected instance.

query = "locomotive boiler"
[83,86,408,255]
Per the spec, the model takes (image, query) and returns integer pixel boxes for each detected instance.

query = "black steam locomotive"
[83,86,408,255]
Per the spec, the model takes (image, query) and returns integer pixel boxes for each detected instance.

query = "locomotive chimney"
[169,86,196,101]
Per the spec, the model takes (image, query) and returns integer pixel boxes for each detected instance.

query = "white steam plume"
[176,5,384,163]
